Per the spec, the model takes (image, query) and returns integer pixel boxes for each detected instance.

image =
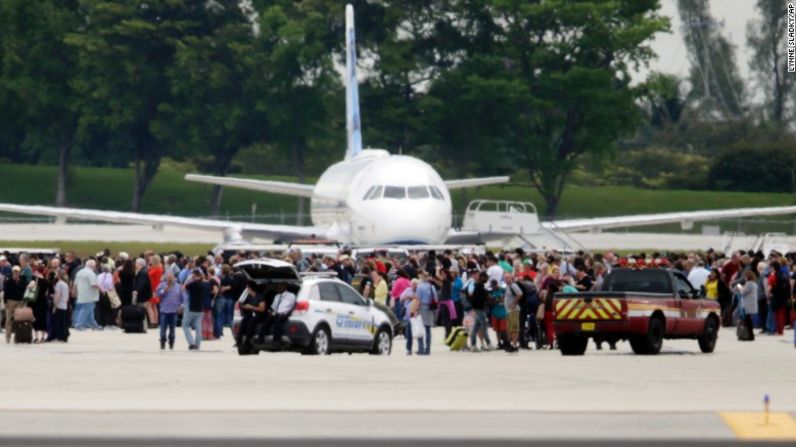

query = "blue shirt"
[157,281,184,314]
[451,277,463,303]
[416,281,436,305]
[178,267,192,285]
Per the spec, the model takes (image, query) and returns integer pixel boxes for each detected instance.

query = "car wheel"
[558,334,588,356]
[370,328,392,355]
[698,316,718,353]
[632,317,664,355]
[307,326,332,355]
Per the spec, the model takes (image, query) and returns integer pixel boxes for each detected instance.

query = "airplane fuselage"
[311,149,452,245]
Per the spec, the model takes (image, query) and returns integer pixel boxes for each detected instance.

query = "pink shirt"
[391,277,411,299]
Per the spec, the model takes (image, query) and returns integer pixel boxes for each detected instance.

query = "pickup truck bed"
[552,269,721,355]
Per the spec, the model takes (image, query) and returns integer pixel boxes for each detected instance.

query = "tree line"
[0,1,792,219]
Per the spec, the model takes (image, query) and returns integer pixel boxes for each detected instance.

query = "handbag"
[427,283,438,310]
[23,281,38,302]
[14,306,34,322]
[410,314,425,336]
[106,289,122,309]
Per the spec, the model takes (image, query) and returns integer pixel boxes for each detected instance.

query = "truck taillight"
[294,301,309,315]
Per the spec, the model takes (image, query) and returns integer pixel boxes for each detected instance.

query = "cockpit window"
[383,186,406,199]
[365,185,383,200]
[429,186,444,200]
[362,186,375,200]
[407,186,430,199]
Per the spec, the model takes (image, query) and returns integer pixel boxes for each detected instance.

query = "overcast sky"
[637,0,756,85]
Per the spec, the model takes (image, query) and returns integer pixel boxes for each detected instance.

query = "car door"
[673,272,701,334]
[334,282,373,346]
[316,281,351,342]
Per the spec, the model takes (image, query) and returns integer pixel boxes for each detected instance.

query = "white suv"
[234,258,393,356]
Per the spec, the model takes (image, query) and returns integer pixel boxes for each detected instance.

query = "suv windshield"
[602,270,673,294]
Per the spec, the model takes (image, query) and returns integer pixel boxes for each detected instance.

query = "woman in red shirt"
[148,255,164,329]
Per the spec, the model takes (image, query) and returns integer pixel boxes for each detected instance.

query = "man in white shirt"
[486,256,504,285]
[73,259,101,330]
[258,282,296,347]
[687,260,711,291]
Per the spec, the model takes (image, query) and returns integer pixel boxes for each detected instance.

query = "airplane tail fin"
[345,4,363,160]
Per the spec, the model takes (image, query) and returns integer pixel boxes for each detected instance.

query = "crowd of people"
[1,245,795,352]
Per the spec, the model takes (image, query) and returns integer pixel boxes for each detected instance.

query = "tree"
[165,1,266,216]
[678,0,746,120]
[496,0,669,217]
[747,0,793,127]
[0,0,81,206]
[66,0,235,211]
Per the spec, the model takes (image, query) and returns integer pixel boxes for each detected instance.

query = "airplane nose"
[379,202,449,244]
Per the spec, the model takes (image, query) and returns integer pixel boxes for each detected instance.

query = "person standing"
[182,269,208,350]
[390,269,411,319]
[202,267,219,341]
[132,258,153,326]
[400,279,419,355]
[503,273,522,352]
[468,272,493,351]
[73,260,101,331]
[3,266,26,343]
[768,260,790,335]
[738,269,758,341]
[415,272,437,355]
[117,259,135,308]
[156,271,182,350]
[147,255,163,332]
[215,265,234,339]
[450,266,464,327]
[31,263,51,343]
[47,272,71,342]
[372,271,389,306]
[97,265,117,328]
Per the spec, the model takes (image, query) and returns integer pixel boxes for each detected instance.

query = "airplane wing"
[0,204,326,242]
[184,174,314,198]
[544,206,796,232]
[444,176,510,190]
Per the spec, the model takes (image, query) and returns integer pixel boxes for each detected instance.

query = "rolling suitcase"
[444,326,469,351]
[14,321,33,344]
[121,305,146,333]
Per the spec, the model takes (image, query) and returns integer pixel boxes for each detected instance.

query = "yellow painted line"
[720,412,796,440]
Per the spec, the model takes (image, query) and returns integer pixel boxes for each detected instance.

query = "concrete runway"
[0,326,794,444]
[2,223,794,250]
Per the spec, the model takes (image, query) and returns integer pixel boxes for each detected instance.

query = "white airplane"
[1,4,796,247]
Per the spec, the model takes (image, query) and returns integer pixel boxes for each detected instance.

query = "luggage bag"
[444,326,469,351]
[121,305,147,333]
[14,321,33,344]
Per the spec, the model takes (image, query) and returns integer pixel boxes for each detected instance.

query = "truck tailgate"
[554,294,627,321]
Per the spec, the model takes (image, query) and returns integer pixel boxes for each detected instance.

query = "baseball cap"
[12,265,21,272]
[0,256,6,261]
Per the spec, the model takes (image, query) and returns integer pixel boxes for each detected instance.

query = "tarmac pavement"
[0,325,794,444]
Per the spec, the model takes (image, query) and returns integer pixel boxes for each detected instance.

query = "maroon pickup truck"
[553,268,721,355]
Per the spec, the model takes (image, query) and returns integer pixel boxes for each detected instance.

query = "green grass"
[0,162,793,221]
[0,240,214,259]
